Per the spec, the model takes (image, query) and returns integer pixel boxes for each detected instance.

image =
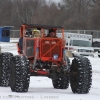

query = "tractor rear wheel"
[70,56,92,94]
[52,56,70,89]
[10,55,30,92]
[0,52,13,86]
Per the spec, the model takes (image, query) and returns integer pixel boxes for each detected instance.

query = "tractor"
[0,24,92,93]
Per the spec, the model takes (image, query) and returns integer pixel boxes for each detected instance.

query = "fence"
[10,30,100,38]
[64,30,100,38]
[10,30,20,38]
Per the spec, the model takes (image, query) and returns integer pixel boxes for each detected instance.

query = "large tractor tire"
[70,56,92,94]
[0,52,13,86]
[52,77,69,89]
[98,50,100,57]
[10,55,30,92]
[52,56,70,89]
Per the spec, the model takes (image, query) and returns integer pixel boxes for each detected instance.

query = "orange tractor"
[0,24,92,93]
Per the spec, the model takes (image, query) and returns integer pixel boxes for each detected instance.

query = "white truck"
[57,32,94,57]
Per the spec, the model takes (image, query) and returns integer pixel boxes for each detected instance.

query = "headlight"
[73,49,78,52]
[53,54,58,60]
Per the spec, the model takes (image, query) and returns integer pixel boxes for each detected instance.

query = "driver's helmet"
[32,29,40,37]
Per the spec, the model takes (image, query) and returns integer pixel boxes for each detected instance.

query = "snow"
[0,39,100,100]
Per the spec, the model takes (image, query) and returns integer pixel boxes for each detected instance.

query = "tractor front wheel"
[52,77,69,89]
[52,56,70,89]
[10,55,30,92]
[0,52,13,86]
[70,56,92,94]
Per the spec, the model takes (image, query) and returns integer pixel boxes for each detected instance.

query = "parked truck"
[57,32,94,57]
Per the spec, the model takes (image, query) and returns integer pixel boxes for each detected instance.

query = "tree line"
[0,0,100,30]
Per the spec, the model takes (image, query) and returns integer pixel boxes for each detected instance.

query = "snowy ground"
[0,39,100,100]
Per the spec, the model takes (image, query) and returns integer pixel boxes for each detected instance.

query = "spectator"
[18,37,23,54]
[25,29,32,37]
[18,29,30,54]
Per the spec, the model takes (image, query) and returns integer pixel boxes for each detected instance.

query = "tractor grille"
[41,39,62,58]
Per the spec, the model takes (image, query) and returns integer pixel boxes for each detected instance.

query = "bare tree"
[0,0,100,30]
[0,0,12,26]
[87,0,100,29]
[60,0,91,29]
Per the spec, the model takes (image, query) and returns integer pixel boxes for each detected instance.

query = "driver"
[46,29,57,38]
